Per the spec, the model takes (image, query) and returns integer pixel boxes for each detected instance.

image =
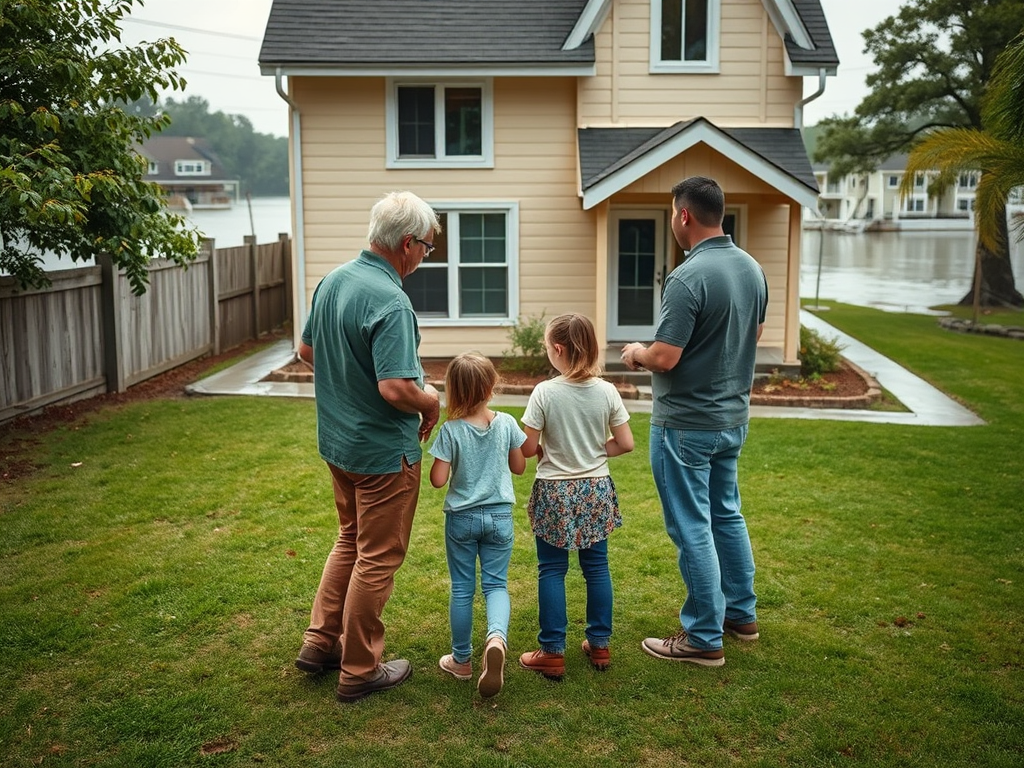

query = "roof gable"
[579,119,820,209]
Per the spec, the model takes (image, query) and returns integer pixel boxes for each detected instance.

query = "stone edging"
[748,360,882,409]
[938,318,1024,340]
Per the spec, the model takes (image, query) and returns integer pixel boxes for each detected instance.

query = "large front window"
[651,0,720,73]
[387,80,493,168]
[402,205,518,323]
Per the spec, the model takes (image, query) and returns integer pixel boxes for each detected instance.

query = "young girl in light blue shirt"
[429,352,526,698]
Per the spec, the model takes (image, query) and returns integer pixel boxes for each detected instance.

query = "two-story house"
[259,0,838,369]
[138,136,239,211]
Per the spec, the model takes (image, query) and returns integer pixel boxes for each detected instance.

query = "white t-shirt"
[522,376,630,480]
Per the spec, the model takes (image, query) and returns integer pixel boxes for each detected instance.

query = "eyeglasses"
[413,236,435,255]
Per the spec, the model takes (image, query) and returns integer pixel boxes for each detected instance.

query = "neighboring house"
[258,0,839,369]
[138,136,239,211]
[809,154,979,232]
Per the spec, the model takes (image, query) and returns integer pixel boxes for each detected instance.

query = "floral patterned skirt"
[527,476,621,551]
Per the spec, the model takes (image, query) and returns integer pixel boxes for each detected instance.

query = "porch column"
[594,201,610,365]
[785,202,802,365]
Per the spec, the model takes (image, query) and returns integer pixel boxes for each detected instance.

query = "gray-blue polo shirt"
[651,235,768,431]
[301,250,424,474]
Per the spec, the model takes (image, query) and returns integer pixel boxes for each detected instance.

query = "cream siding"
[580,0,801,127]
[294,76,600,359]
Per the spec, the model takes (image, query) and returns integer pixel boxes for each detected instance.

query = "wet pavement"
[187,310,984,427]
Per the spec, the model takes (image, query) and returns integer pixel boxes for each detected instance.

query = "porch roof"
[578,119,820,210]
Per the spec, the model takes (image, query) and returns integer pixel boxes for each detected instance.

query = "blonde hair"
[444,352,498,421]
[547,313,600,382]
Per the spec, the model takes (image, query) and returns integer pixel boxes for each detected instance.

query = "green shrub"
[501,314,550,375]
[800,325,844,377]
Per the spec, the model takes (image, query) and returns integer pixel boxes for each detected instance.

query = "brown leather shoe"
[582,640,611,671]
[723,619,760,641]
[641,629,725,667]
[477,636,506,698]
[336,659,412,702]
[295,640,342,673]
[519,649,565,680]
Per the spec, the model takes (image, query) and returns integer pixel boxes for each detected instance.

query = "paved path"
[188,310,984,427]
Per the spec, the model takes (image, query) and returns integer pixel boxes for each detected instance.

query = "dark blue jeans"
[535,536,612,654]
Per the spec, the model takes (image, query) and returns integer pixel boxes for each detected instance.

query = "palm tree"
[900,30,1024,314]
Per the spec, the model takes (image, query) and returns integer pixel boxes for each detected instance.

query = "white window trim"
[649,0,721,74]
[147,161,159,175]
[385,79,495,169]
[174,160,210,176]
[415,201,519,327]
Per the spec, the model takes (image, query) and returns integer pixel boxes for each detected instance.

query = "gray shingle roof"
[579,120,818,193]
[786,0,839,66]
[259,0,594,68]
[136,136,232,183]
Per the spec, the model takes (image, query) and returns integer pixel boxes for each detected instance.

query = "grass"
[1,303,1022,767]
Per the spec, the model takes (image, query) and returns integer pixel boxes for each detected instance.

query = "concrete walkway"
[187,310,984,427]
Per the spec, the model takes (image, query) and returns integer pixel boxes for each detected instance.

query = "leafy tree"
[814,0,1024,307]
[900,31,1024,314]
[0,0,201,294]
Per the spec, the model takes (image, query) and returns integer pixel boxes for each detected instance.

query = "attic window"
[147,161,159,175]
[175,160,210,176]
[386,79,494,169]
[650,0,720,74]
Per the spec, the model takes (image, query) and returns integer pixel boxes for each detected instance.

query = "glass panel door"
[609,210,666,340]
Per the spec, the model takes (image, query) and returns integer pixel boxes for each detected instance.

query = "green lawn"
[1,303,1022,767]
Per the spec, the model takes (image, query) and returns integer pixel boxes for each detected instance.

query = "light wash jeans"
[650,424,757,650]
[535,536,612,654]
[444,504,514,663]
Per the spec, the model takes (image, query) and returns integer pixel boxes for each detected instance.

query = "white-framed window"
[957,198,975,212]
[958,172,979,189]
[887,175,900,188]
[403,203,518,325]
[175,160,210,176]
[385,79,494,169]
[903,198,926,213]
[914,172,926,188]
[826,177,841,194]
[147,160,159,175]
[650,0,720,73]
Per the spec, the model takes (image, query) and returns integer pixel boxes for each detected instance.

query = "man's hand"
[620,342,647,371]
[419,383,440,442]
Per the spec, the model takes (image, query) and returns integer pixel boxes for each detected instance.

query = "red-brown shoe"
[723,619,760,642]
[582,640,611,671]
[518,649,565,680]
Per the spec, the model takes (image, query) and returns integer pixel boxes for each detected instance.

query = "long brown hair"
[546,313,600,382]
[444,352,498,420]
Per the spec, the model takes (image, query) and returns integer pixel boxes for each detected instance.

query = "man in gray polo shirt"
[622,176,767,668]
[294,191,441,701]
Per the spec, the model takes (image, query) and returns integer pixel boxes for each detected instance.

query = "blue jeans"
[444,504,514,663]
[535,536,612,654]
[650,424,757,650]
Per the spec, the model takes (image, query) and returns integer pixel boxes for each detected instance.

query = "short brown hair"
[546,313,600,382]
[444,352,498,420]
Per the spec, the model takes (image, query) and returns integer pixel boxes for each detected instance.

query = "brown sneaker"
[477,636,506,698]
[336,659,412,702]
[641,629,725,667]
[724,619,760,642]
[582,640,611,671]
[295,640,342,673]
[518,649,565,680]
[439,654,473,680]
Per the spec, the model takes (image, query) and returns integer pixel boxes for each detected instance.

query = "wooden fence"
[0,234,292,424]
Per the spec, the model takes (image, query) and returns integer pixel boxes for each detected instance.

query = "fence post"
[97,253,126,393]
[205,238,220,356]
[279,232,292,331]
[246,234,261,337]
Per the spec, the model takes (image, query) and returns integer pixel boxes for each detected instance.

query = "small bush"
[800,326,844,378]
[501,314,550,375]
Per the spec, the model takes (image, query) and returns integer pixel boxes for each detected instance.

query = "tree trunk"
[958,206,1024,307]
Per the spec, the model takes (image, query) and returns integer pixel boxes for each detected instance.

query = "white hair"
[367,191,441,251]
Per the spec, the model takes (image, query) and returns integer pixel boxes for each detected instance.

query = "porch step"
[602,345,800,391]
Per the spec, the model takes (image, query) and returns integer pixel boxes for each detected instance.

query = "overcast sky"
[119,0,896,138]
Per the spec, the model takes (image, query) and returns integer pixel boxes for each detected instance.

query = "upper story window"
[147,161,159,175]
[386,80,494,169]
[958,172,979,189]
[175,160,210,176]
[887,175,900,188]
[402,203,518,324]
[650,0,720,74]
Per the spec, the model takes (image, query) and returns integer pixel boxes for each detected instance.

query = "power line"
[123,17,261,42]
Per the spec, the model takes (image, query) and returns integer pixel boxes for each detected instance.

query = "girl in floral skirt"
[518,313,634,679]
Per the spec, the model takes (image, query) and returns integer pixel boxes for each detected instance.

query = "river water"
[26,196,1024,313]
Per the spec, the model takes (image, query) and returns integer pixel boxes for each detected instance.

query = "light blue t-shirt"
[428,411,526,513]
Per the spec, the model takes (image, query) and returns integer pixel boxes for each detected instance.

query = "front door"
[608,210,667,340]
